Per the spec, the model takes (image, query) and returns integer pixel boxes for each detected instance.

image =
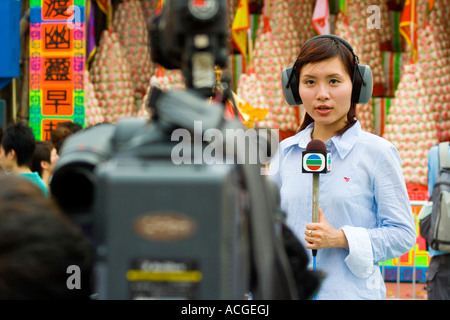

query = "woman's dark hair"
[295,37,358,136]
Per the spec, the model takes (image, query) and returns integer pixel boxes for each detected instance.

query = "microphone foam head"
[306,139,327,152]
[302,139,331,173]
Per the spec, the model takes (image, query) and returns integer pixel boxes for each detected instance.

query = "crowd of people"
[0,120,93,299]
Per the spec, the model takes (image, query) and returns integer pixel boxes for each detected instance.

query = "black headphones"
[281,35,373,106]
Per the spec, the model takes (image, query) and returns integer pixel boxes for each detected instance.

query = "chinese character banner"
[30,0,85,140]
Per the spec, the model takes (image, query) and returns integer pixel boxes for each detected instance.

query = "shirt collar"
[283,120,362,160]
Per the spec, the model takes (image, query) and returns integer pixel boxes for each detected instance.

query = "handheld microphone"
[302,139,331,257]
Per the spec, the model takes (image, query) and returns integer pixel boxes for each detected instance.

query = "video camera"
[51,0,321,300]
[149,0,229,96]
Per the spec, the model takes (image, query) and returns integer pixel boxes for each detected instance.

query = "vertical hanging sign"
[29,0,85,140]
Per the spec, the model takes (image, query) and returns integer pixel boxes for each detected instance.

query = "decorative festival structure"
[335,0,390,96]
[89,28,136,123]
[113,0,154,104]
[140,0,159,24]
[29,0,86,140]
[382,1,450,186]
[333,0,391,135]
[237,0,316,137]
[84,69,104,126]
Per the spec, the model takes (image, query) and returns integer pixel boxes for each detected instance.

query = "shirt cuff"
[341,226,374,278]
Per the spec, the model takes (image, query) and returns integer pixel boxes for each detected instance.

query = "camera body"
[94,153,249,299]
[52,92,257,300]
[149,0,228,95]
[51,0,321,300]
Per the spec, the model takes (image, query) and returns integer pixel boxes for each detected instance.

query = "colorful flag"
[86,0,97,65]
[224,98,245,122]
[399,0,418,62]
[372,97,392,137]
[339,0,347,16]
[156,0,166,15]
[96,0,108,14]
[231,0,250,73]
[312,0,330,35]
[382,51,403,97]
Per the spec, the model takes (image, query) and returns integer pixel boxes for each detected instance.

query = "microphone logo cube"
[302,151,331,173]
[327,151,331,171]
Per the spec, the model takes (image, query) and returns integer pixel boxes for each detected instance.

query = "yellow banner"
[231,0,250,72]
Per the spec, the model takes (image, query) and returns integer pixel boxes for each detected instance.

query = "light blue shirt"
[268,121,416,299]
[426,144,450,257]
[19,172,49,197]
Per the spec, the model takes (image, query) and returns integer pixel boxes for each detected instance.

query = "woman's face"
[299,56,353,132]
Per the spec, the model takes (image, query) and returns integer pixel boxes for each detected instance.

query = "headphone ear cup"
[282,67,302,106]
[351,64,373,104]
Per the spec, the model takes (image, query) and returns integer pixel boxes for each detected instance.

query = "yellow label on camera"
[126,270,203,282]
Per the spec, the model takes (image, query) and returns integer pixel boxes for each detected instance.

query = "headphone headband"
[303,35,354,53]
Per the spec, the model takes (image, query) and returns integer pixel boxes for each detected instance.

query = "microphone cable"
[312,252,317,300]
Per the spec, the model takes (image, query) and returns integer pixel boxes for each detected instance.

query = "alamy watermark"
[170,121,279,175]
[66,5,82,30]
[66,265,81,290]
[64,4,382,31]
[367,5,381,29]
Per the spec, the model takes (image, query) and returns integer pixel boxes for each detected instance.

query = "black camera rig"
[51,0,321,300]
